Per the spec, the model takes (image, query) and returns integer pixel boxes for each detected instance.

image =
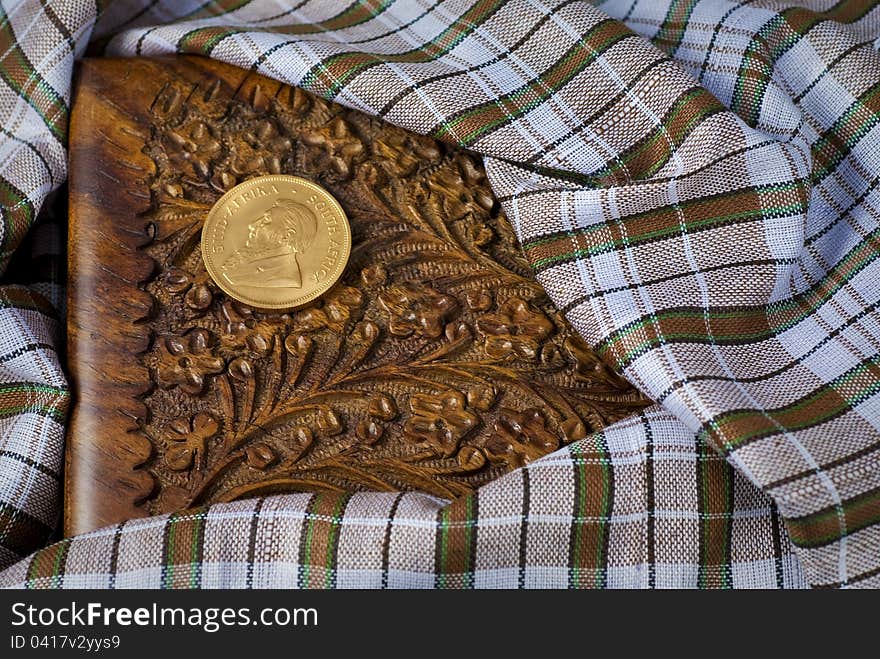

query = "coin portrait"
[201,175,352,309]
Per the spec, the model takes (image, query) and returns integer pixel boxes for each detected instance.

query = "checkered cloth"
[0,0,878,589]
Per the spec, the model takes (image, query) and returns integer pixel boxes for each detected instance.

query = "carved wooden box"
[65,57,647,536]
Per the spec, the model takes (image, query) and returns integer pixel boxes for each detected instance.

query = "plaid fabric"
[0,0,878,588]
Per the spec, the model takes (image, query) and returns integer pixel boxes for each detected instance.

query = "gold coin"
[201,175,351,310]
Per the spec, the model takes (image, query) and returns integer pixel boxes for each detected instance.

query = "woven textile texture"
[0,0,878,589]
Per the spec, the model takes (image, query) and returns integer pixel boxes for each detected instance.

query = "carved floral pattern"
[378,284,460,339]
[477,296,554,360]
[484,408,560,468]
[155,329,225,395]
[293,285,364,333]
[135,69,648,511]
[403,390,479,457]
[218,300,275,356]
[164,267,214,311]
[301,117,364,179]
[163,120,221,181]
[164,412,221,471]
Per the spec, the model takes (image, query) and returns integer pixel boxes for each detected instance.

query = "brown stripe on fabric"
[436,494,477,588]
[525,181,801,269]
[0,386,69,423]
[786,485,880,549]
[434,20,631,145]
[37,0,73,49]
[299,492,350,589]
[568,438,612,588]
[823,0,876,24]
[0,176,36,266]
[651,0,700,56]
[160,508,208,589]
[705,357,880,452]
[765,440,880,493]
[697,445,733,588]
[845,562,880,588]
[730,8,821,125]
[593,88,724,185]
[590,227,878,370]
[184,0,255,20]
[304,0,506,97]
[813,79,880,180]
[380,0,592,120]
[25,538,70,588]
[178,0,392,54]
[0,284,58,320]
[0,503,54,557]
[0,13,68,142]
[726,0,873,127]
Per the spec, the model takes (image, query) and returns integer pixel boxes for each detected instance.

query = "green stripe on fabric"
[298,493,349,588]
[0,174,36,267]
[702,355,880,451]
[25,538,70,589]
[787,486,880,549]
[589,87,724,183]
[302,0,507,99]
[324,493,349,589]
[730,1,869,126]
[651,0,701,56]
[697,445,733,589]
[812,79,880,181]
[568,437,612,588]
[439,495,477,589]
[527,181,808,270]
[432,20,630,146]
[593,227,880,365]
[178,0,394,56]
[0,7,69,143]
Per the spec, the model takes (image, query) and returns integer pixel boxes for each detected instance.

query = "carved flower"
[301,117,364,178]
[564,335,631,390]
[483,408,559,468]
[230,118,292,179]
[477,296,554,360]
[374,131,442,178]
[163,120,221,181]
[292,285,364,333]
[163,267,214,311]
[156,329,225,395]
[403,390,478,457]
[427,153,495,220]
[378,284,459,339]
[219,300,275,356]
[165,412,220,471]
